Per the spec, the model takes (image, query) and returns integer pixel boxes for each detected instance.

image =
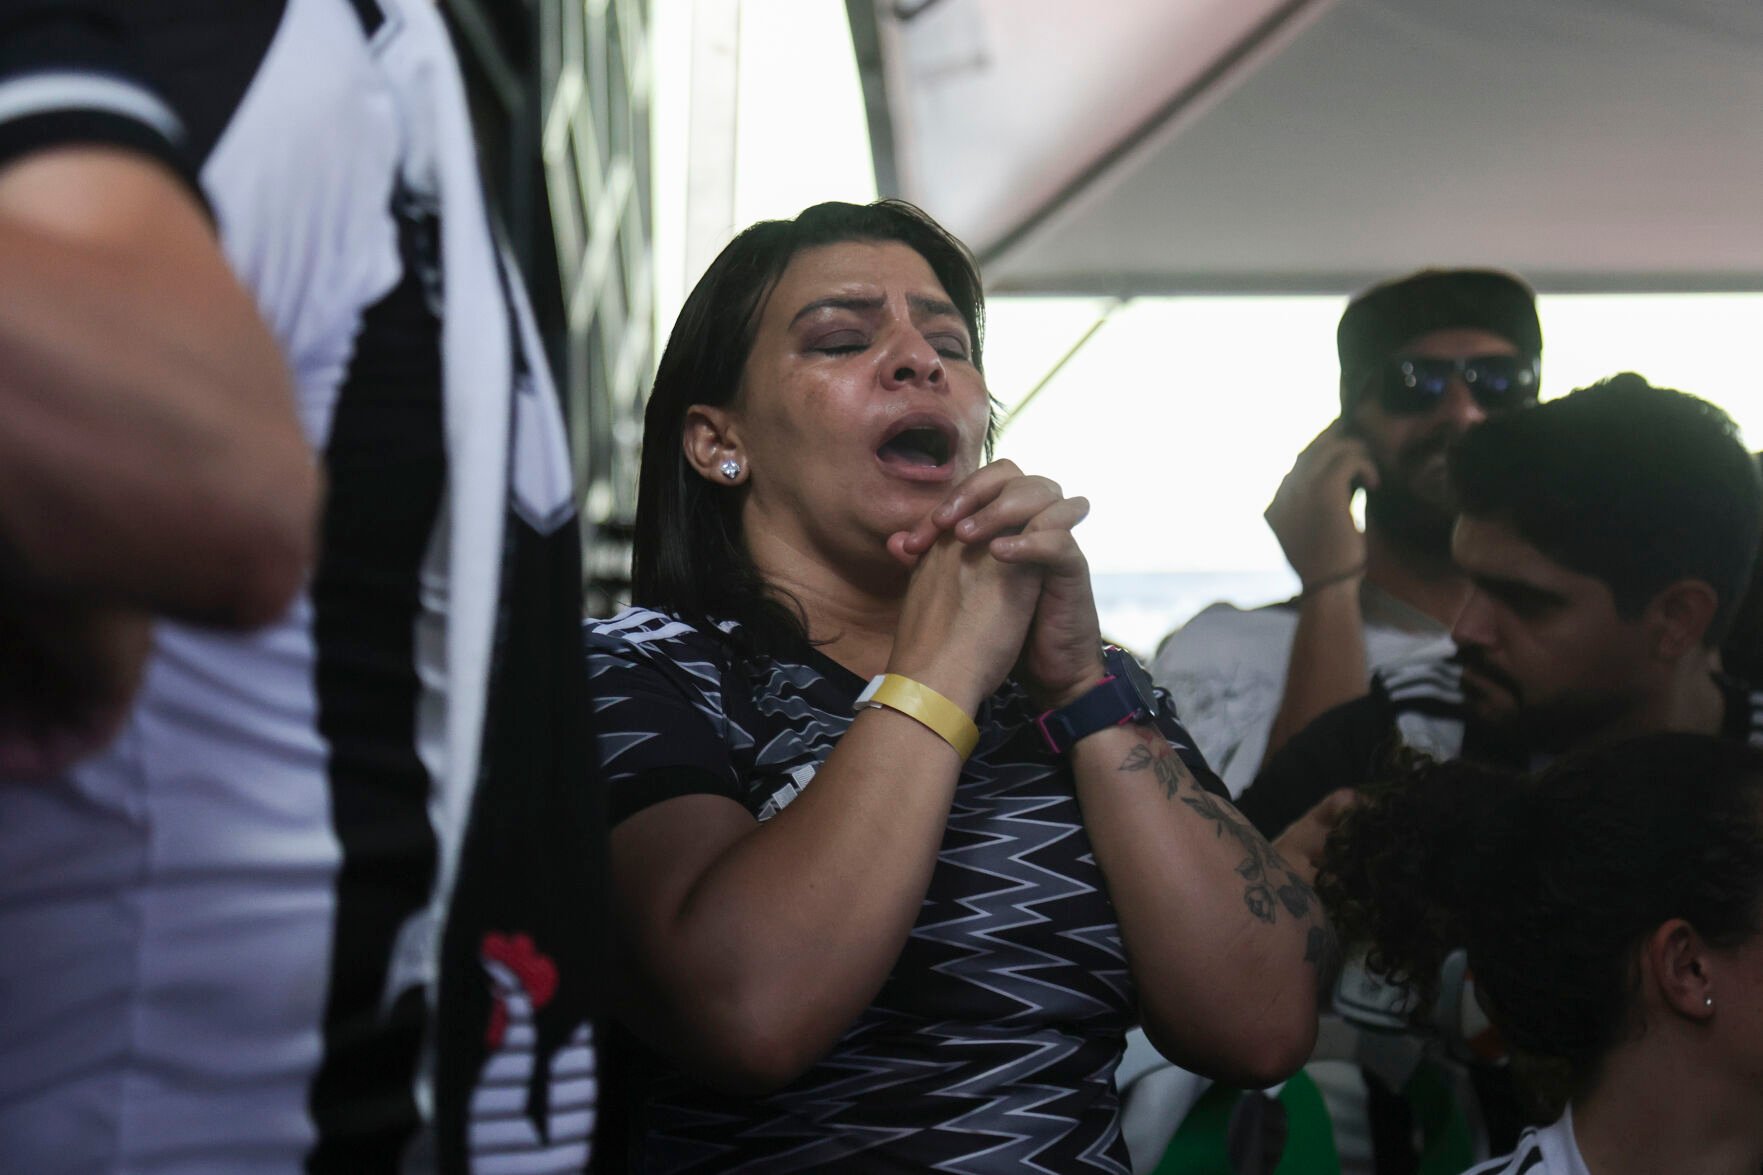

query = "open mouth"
[876,420,955,469]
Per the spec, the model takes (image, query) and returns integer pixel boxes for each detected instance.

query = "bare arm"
[0,146,317,625]
[609,710,963,1095]
[908,466,1332,1087]
[608,528,1042,1094]
[0,588,150,776]
[1263,576,1369,760]
[1069,715,1329,1086]
[1260,419,1376,763]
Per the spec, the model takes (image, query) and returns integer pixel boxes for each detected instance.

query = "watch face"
[1103,645,1158,715]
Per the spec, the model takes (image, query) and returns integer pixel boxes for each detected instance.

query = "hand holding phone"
[1264,418,1378,591]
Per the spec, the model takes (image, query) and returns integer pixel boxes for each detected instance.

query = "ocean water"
[1094,570,1298,660]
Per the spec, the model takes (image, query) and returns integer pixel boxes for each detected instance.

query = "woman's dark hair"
[1718,453,1763,683]
[1317,734,1763,1097]
[631,199,989,652]
[1447,374,1763,645]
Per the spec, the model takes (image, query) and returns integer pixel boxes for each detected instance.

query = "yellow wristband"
[853,673,980,760]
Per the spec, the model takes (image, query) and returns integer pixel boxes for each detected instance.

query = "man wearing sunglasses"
[1152,269,1542,798]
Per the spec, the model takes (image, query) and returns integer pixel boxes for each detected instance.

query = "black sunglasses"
[1375,354,1540,416]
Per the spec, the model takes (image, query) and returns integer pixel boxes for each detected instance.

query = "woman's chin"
[861,477,946,522]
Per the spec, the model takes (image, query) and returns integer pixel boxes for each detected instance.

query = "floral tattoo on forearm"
[1118,733,1338,976]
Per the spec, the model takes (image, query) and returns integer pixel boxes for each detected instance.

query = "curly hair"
[1317,733,1763,1096]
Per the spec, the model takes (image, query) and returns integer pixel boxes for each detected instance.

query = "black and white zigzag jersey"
[0,4,600,1173]
[585,607,1225,1174]
[1239,655,1763,838]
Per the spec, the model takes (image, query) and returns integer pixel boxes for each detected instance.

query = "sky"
[648,0,1763,645]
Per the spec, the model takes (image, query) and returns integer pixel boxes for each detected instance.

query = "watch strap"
[854,674,980,759]
[1036,647,1158,754]
[1036,676,1137,754]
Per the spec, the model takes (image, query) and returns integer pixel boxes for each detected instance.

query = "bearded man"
[1153,269,1543,794]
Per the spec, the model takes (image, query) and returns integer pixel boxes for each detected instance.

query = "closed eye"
[809,331,869,355]
[929,334,970,360]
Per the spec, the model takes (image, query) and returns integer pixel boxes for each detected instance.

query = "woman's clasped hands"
[885,459,1105,714]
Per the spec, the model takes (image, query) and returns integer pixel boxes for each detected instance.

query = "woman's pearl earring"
[720,459,742,481]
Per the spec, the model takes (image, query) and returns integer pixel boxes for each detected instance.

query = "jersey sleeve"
[1235,691,1391,838]
[0,4,202,198]
[583,620,747,827]
[1150,686,1231,800]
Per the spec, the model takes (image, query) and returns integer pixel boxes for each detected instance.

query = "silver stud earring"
[720,459,741,481]
[1705,995,1714,1009]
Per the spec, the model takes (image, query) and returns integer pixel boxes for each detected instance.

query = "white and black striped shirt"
[1465,1109,1590,1175]
[0,4,598,1172]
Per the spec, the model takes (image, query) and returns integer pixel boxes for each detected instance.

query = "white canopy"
[848,0,1763,294]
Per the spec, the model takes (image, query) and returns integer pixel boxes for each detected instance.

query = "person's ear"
[1644,579,1718,661]
[1643,918,1718,1022]
[683,404,746,485]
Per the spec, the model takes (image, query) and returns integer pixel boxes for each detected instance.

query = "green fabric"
[1275,1071,1339,1175]
[1407,1061,1475,1175]
[1149,1081,1234,1175]
[1148,1062,1475,1175]
[1150,1073,1339,1175]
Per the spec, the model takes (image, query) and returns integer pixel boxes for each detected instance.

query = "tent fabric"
[852,0,1763,294]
